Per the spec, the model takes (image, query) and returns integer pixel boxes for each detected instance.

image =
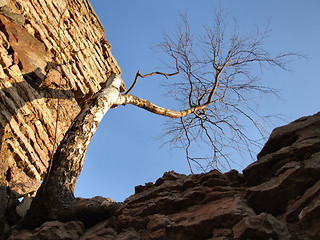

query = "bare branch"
[116,94,209,118]
[180,117,195,174]
[151,7,300,172]
[116,5,302,173]
[124,71,140,95]
[125,59,180,95]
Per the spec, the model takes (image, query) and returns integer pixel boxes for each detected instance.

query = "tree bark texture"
[19,74,122,229]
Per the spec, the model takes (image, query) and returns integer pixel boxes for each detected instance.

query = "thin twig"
[180,117,194,174]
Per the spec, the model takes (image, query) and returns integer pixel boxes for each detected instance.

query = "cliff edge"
[6,112,320,239]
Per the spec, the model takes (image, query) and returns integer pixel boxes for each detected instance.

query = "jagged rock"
[60,196,121,228]
[298,194,320,237]
[0,14,49,74]
[243,113,320,220]
[233,213,290,240]
[114,228,141,240]
[243,112,320,186]
[79,220,118,240]
[8,221,84,240]
[8,112,319,240]
[285,179,320,223]
[246,156,320,215]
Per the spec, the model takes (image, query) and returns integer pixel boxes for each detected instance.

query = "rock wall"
[0,0,123,232]
[6,112,320,239]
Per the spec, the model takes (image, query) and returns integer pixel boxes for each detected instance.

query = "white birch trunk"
[19,73,122,229]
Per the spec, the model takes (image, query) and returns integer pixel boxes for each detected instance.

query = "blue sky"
[75,0,320,202]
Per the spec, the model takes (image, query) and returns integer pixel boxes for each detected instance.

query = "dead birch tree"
[17,8,299,230]
[117,11,297,172]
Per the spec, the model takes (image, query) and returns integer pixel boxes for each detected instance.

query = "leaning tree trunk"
[17,73,122,229]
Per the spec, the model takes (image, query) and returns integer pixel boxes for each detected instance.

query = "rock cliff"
[6,112,320,239]
[0,0,123,234]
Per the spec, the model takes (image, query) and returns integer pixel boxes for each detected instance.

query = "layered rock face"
[7,112,320,239]
[0,0,122,231]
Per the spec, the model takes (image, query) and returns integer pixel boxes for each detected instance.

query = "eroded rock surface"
[0,0,123,235]
[6,113,320,239]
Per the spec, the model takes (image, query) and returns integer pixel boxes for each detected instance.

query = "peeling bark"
[18,74,122,229]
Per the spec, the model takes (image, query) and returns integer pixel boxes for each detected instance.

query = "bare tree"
[15,7,298,230]
[117,10,296,173]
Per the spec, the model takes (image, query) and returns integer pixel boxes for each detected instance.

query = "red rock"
[247,155,320,215]
[298,194,320,231]
[80,220,117,240]
[0,15,49,74]
[233,213,290,240]
[8,221,84,240]
[285,179,320,223]
[162,197,255,239]
[243,112,320,186]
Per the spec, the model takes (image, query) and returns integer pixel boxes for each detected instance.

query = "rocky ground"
[4,112,320,239]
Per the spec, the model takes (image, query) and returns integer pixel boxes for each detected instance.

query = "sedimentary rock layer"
[0,0,123,231]
[0,0,122,196]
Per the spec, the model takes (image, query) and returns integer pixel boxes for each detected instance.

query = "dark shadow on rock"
[0,69,77,238]
[0,69,76,152]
